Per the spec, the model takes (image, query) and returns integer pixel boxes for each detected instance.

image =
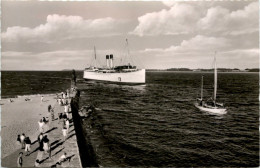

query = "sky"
[1,1,259,70]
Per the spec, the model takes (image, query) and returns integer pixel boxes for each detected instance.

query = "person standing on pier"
[58,98,62,106]
[72,69,77,87]
[58,113,63,124]
[38,133,44,151]
[63,98,66,105]
[20,134,26,149]
[17,152,23,167]
[17,135,21,147]
[24,137,31,156]
[62,127,68,142]
[51,108,55,121]
[63,112,68,121]
[48,105,52,112]
[64,105,69,118]
[43,135,52,159]
[65,119,70,132]
[38,119,44,133]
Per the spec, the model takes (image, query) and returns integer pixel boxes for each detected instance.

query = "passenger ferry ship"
[83,39,145,84]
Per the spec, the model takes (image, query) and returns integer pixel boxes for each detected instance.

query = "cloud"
[198,1,259,35]
[132,1,258,36]
[140,35,259,69]
[2,49,127,70]
[2,14,124,43]
[2,50,90,70]
[143,35,230,54]
[131,3,202,36]
[162,1,177,7]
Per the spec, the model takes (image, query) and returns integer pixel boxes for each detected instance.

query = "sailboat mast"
[126,39,130,69]
[214,52,217,103]
[94,46,97,68]
[201,76,203,100]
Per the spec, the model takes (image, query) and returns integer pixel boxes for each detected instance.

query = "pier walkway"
[2,92,81,167]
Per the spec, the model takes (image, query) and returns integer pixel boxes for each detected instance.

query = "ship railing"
[122,68,139,72]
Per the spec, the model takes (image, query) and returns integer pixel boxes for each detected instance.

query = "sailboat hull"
[195,103,227,115]
[83,69,145,84]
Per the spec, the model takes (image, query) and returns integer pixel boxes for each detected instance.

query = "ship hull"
[83,69,145,84]
[195,103,227,115]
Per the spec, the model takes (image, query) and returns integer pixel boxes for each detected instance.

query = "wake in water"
[78,72,259,167]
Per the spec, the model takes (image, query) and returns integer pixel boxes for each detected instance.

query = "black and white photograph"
[1,0,259,167]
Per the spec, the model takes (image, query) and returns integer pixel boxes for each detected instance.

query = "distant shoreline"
[1,70,259,72]
[146,70,259,73]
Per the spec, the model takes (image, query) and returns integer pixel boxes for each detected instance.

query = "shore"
[1,93,81,167]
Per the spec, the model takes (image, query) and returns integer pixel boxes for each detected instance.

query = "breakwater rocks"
[71,90,98,167]
[79,107,128,166]
[72,89,129,167]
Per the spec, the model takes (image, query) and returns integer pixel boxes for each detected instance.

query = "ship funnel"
[110,54,113,68]
[106,55,110,68]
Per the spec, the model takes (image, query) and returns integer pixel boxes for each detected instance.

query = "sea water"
[2,71,259,166]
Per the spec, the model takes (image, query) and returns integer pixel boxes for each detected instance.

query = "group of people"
[17,134,32,156]
[38,117,49,133]
[38,133,51,159]
[57,90,70,106]
[59,112,70,142]
[17,91,73,167]
[17,151,68,167]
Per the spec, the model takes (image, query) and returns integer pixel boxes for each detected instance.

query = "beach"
[1,93,81,167]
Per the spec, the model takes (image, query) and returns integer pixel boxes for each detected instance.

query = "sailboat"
[195,53,227,114]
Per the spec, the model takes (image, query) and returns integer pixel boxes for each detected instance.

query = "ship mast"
[213,51,217,105]
[201,76,203,100]
[126,39,130,69]
[94,46,97,68]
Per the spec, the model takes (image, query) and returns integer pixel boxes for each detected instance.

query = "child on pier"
[58,98,62,106]
[57,152,67,164]
[65,119,70,132]
[62,127,68,142]
[48,105,52,112]
[17,152,23,167]
[58,113,63,124]
[17,134,21,147]
[34,159,40,167]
